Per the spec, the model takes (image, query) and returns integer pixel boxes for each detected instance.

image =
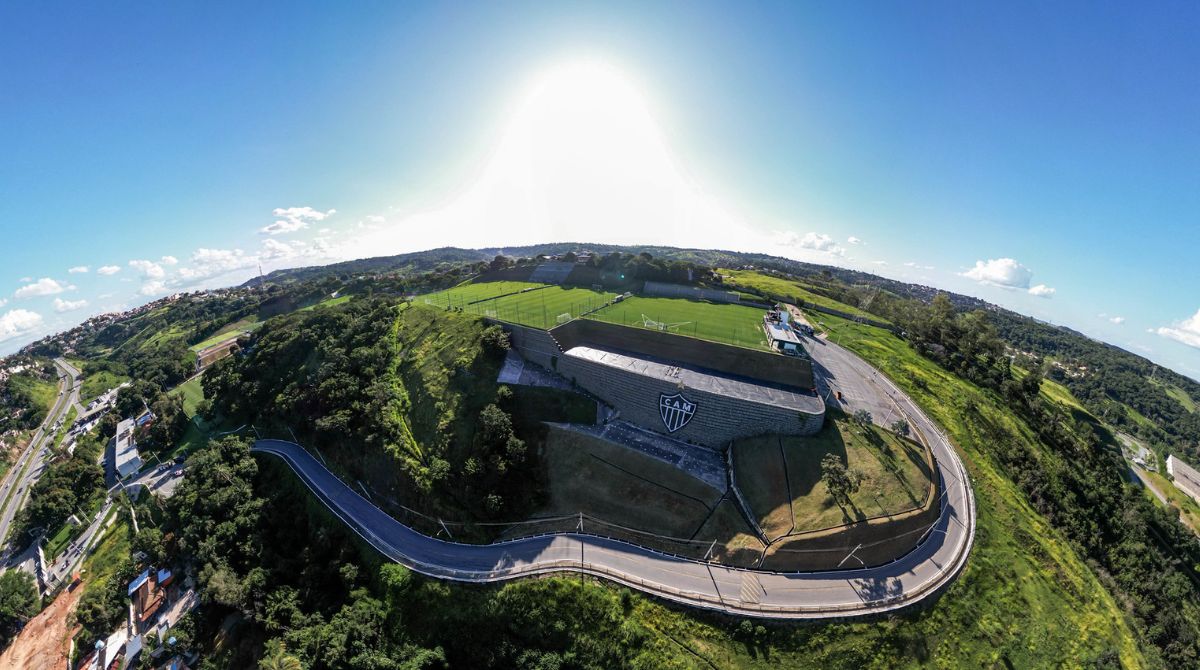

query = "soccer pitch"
[418,281,549,308]
[586,295,769,350]
[423,283,617,329]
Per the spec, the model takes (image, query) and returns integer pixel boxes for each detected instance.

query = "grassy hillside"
[719,268,890,322]
[803,309,1194,666]
[4,372,57,429]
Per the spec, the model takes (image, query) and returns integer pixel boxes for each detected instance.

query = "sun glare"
[343,59,758,257]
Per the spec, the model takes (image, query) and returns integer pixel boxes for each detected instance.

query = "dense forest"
[202,297,592,525]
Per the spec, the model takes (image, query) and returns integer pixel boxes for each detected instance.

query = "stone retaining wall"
[555,349,823,449]
[551,319,815,390]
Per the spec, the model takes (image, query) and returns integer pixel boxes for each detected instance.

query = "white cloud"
[871,260,888,266]
[176,248,258,283]
[53,298,88,312]
[1109,316,1125,325]
[128,259,166,279]
[18,277,31,283]
[68,266,89,274]
[776,232,845,257]
[160,255,179,266]
[1028,284,1056,298]
[318,228,333,235]
[97,265,122,275]
[260,239,297,261]
[14,277,73,299]
[0,309,43,342]
[139,280,167,296]
[366,214,386,224]
[1154,309,1200,349]
[261,206,336,235]
[847,236,863,245]
[962,258,1034,289]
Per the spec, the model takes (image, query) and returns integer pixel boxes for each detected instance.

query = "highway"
[253,334,975,619]
[0,358,81,560]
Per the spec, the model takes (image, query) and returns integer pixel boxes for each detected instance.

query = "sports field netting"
[586,296,769,350]
[419,281,548,309]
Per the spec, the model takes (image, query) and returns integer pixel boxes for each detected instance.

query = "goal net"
[555,312,573,324]
[640,314,691,332]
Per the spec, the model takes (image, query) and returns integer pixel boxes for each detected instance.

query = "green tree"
[259,639,303,670]
[820,453,864,506]
[890,418,910,437]
[0,571,37,646]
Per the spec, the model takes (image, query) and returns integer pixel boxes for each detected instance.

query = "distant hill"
[246,242,1199,454]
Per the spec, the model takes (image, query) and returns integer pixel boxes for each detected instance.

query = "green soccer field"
[461,285,618,328]
[418,281,550,308]
[586,295,769,349]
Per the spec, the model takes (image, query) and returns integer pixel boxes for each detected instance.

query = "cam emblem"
[659,393,697,433]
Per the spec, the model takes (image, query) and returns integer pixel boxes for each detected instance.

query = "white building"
[1167,455,1200,505]
[114,418,144,480]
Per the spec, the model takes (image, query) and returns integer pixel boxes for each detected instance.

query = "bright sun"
[343,59,762,257]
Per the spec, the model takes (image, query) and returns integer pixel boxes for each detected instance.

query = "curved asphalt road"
[252,336,975,619]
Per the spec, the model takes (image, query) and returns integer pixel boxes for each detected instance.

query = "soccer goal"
[555,312,573,324]
[640,314,691,332]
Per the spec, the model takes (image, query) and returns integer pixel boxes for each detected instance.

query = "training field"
[586,295,769,350]
[422,283,616,329]
[189,317,264,352]
[418,281,549,308]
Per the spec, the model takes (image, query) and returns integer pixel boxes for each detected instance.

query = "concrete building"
[1167,455,1200,504]
[115,418,143,480]
[502,318,824,449]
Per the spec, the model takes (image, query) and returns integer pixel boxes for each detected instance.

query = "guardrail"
[254,425,976,619]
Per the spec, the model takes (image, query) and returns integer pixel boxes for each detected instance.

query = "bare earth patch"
[0,585,83,670]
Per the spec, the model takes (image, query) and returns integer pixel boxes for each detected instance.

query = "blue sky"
[1,2,1198,379]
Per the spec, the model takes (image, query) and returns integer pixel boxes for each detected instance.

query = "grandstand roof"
[564,345,822,413]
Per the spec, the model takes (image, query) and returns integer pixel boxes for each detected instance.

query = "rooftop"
[765,321,802,345]
[564,345,823,414]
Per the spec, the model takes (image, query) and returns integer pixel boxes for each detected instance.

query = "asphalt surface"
[0,358,80,560]
[253,334,976,619]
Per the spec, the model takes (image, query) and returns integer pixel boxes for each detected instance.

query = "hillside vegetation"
[204,298,591,524]
[805,306,1200,666]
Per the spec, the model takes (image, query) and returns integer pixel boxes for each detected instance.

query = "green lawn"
[785,308,1147,666]
[7,372,57,418]
[189,317,265,352]
[732,416,934,538]
[79,369,128,404]
[719,268,890,322]
[170,375,206,417]
[1149,377,1197,413]
[538,426,724,540]
[729,435,793,540]
[298,294,354,312]
[44,520,76,562]
[586,295,769,350]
